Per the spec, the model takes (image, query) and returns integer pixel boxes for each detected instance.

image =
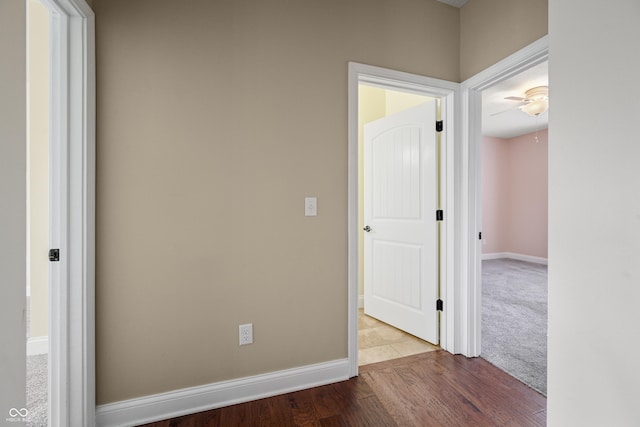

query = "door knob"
[363,225,371,232]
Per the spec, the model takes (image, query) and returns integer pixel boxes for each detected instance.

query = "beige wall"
[0,0,27,413]
[28,0,50,340]
[460,0,548,81]
[93,0,459,404]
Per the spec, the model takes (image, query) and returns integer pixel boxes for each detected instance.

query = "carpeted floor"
[26,354,48,427]
[26,295,48,427]
[481,258,547,395]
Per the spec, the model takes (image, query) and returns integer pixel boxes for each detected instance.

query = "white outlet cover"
[239,323,253,346]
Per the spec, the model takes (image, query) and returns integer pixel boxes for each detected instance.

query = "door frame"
[348,62,458,376]
[459,36,548,357]
[44,0,96,425]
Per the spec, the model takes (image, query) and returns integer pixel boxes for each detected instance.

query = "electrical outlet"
[239,323,253,346]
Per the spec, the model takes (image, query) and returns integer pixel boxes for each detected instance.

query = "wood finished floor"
[140,351,546,427]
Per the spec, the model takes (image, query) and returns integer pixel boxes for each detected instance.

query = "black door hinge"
[479,232,482,240]
[49,249,60,262]
[436,210,444,221]
[436,299,443,311]
[436,120,443,132]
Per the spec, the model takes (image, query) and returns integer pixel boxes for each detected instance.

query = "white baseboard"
[27,336,48,355]
[482,252,548,265]
[95,358,350,427]
[358,295,364,308]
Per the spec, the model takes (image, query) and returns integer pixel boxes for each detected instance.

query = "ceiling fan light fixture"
[524,86,548,101]
[520,85,549,116]
[521,98,548,116]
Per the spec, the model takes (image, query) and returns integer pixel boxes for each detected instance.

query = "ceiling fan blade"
[490,105,521,116]
[505,96,526,101]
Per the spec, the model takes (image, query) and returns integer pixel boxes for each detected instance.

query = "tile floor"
[358,309,440,366]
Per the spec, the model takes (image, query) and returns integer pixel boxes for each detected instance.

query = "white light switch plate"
[305,197,317,216]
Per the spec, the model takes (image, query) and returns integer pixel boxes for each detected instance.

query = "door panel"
[372,241,421,309]
[364,100,438,344]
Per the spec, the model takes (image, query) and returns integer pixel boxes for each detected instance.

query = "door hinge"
[479,232,482,240]
[436,299,443,311]
[49,249,60,262]
[436,209,444,221]
[436,120,443,132]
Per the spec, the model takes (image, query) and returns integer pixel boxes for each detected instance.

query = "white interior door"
[364,100,439,344]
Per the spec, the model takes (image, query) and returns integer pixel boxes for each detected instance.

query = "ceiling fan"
[492,85,549,117]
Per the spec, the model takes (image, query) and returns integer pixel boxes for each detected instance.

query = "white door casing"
[45,0,96,425]
[348,62,458,376]
[460,36,548,357]
[363,101,439,344]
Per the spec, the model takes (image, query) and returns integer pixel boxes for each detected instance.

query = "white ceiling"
[482,61,549,139]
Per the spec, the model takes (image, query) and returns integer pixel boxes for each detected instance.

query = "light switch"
[305,197,317,216]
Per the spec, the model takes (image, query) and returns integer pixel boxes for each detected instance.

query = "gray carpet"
[26,354,48,427]
[481,258,547,395]
[26,297,48,427]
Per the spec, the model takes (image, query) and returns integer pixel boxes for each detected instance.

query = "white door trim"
[459,36,548,357]
[348,62,458,376]
[45,0,95,425]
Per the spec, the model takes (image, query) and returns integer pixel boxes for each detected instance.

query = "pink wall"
[482,136,510,254]
[482,129,548,259]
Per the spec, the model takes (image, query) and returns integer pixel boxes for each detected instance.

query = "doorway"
[347,63,457,377]
[358,87,441,365]
[478,61,549,394]
[459,36,548,359]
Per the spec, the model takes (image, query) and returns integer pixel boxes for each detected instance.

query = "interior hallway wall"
[548,1,640,424]
[0,0,27,416]
[93,0,460,404]
[460,0,548,81]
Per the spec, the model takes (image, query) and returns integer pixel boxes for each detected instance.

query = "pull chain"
[534,114,541,143]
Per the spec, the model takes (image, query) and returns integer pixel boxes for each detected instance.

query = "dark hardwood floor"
[140,351,546,427]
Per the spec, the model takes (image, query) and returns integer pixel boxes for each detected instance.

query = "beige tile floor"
[358,309,440,366]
